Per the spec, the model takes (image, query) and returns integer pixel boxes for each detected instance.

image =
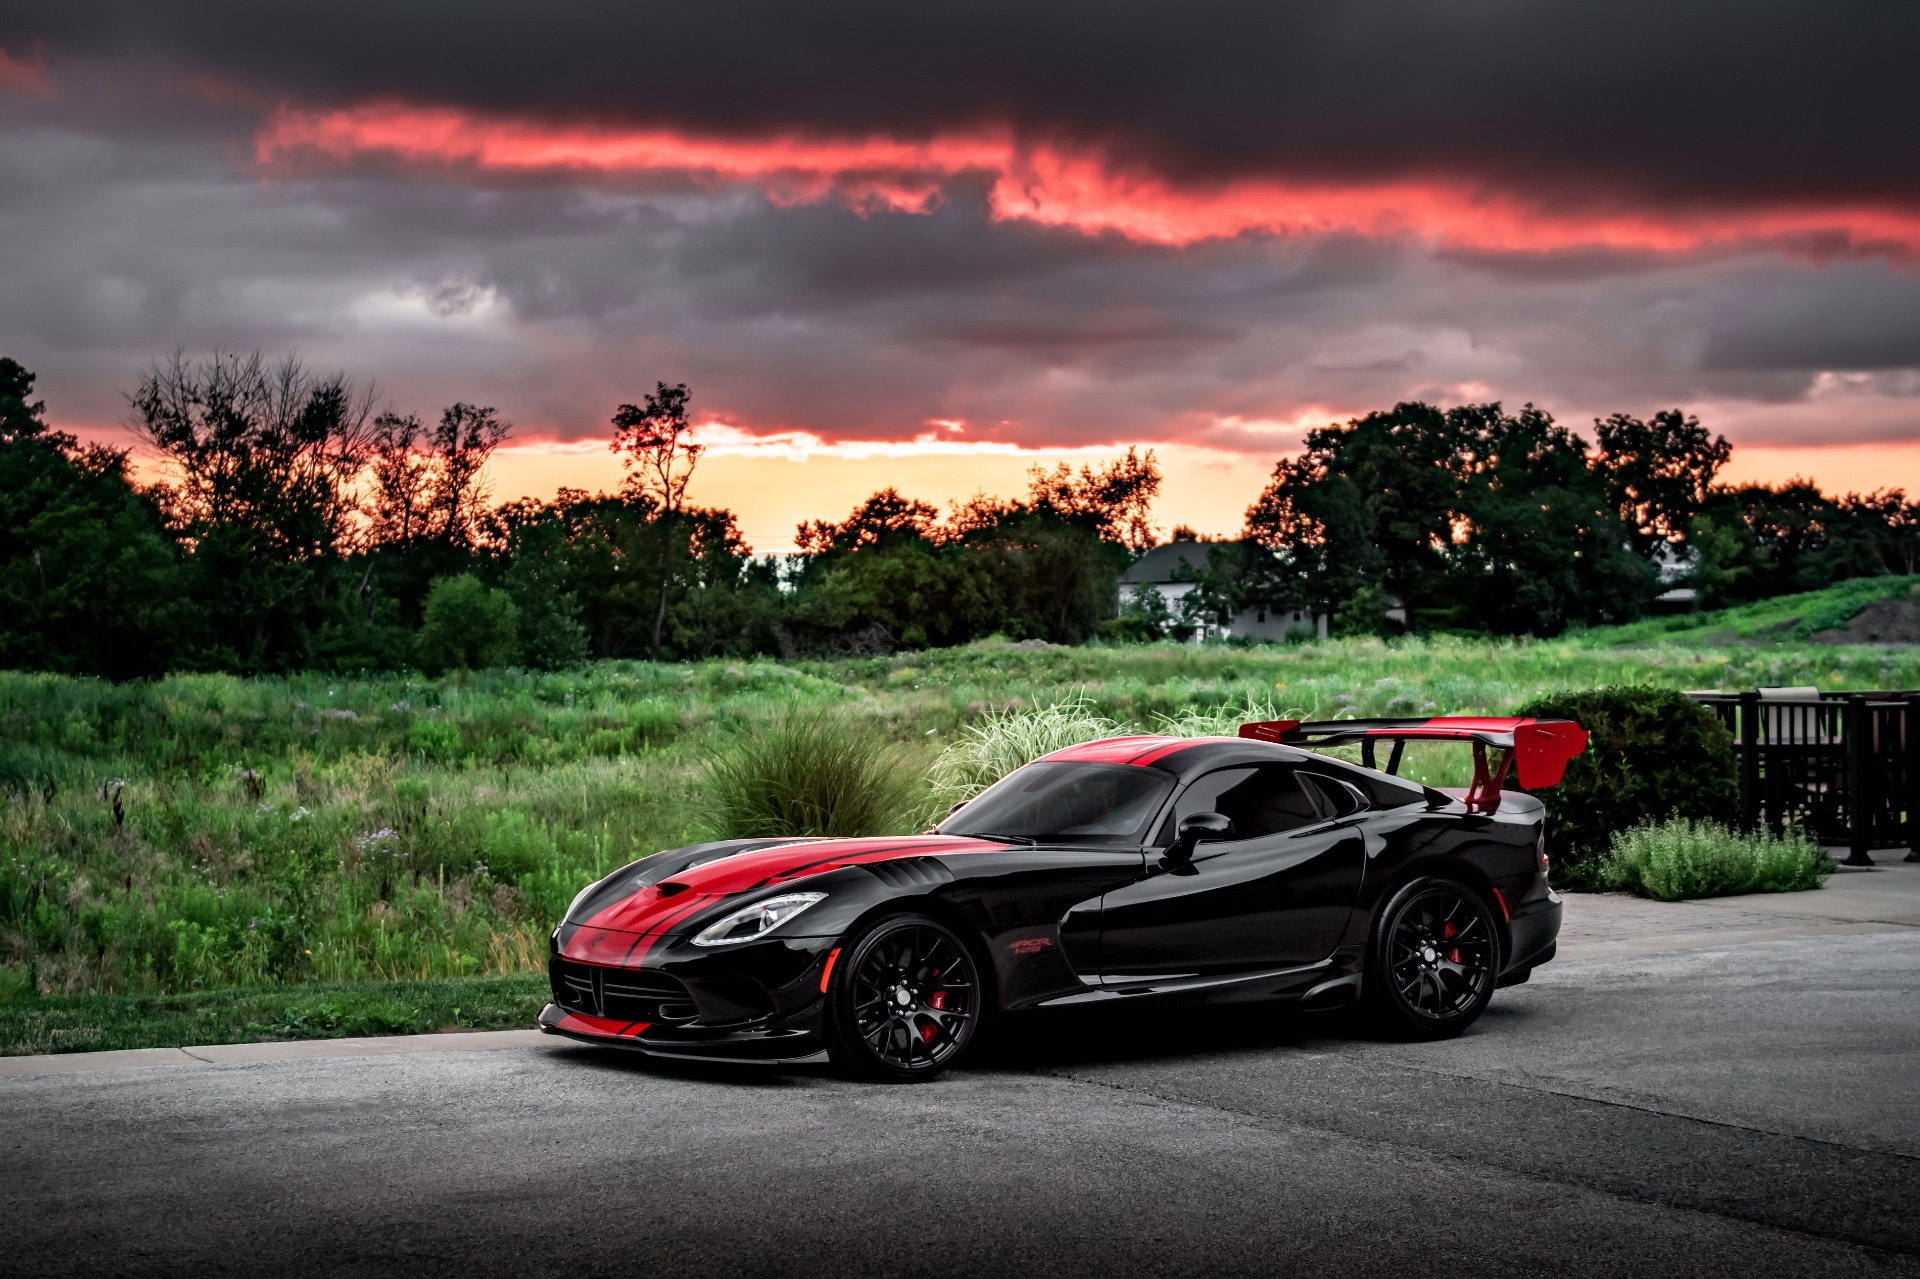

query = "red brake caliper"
[1443,921,1461,965]
[922,972,947,1041]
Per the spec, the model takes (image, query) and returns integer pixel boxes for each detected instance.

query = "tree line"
[1151,400,1919,640]
[1,352,1914,678]
[0,353,1159,677]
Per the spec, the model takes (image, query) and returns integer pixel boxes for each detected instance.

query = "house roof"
[1122,541,1216,585]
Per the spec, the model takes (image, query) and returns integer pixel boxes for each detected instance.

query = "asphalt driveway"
[4,862,1917,1277]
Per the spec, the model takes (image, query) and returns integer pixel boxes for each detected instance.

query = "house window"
[1256,609,1266,623]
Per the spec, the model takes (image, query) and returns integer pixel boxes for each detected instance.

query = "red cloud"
[0,45,50,97]
[257,101,1920,258]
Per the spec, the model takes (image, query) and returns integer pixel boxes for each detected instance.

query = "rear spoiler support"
[1239,716,1588,813]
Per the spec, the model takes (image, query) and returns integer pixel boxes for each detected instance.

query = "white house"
[1120,542,1329,643]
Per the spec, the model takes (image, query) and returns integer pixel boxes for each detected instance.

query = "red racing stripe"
[554,1011,653,1039]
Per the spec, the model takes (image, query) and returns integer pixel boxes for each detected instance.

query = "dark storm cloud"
[0,9,1915,464]
[9,0,1918,207]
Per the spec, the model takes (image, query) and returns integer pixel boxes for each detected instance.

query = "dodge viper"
[539,715,1586,1079]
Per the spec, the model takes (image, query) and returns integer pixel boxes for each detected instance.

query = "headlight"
[690,893,828,947]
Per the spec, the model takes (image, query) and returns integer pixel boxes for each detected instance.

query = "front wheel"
[824,913,982,1081]
[1364,877,1499,1039]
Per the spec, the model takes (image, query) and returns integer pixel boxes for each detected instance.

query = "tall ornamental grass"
[927,694,1121,807]
[702,707,926,838]
[927,692,1307,807]
[1600,818,1831,901]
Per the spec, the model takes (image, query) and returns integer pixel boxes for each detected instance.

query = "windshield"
[938,761,1173,845]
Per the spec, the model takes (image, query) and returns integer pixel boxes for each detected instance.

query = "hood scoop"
[656,882,691,898]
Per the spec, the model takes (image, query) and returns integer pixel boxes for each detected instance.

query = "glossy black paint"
[538,737,1563,1062]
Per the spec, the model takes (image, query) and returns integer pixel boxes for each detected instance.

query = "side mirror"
[1165,811,1236,866]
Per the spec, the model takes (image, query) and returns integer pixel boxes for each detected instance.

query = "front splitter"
[537,1004,829,1066]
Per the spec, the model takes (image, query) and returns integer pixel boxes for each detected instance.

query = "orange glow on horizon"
[257,101,1920,257]
[483,436,1920,554]
[70,418,1920,556]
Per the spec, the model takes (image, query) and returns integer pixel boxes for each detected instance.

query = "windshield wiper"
[958,831,1037,846]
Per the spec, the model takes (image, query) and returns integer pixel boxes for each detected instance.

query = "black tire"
[1363,877,1500,1039]
[824,912,983,1081]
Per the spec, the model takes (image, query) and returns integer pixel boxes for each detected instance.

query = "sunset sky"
[2,1,1916,550]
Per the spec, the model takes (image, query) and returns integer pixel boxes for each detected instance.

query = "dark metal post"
[1906,696,1920,862]
[1738,692,1761,834]
[1844,695,1874,866]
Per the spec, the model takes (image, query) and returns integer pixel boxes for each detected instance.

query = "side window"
[1157,765,1338,844]
[1299,773,1367,819]
[1157,767,1257,845]
[1220,767,1329,836]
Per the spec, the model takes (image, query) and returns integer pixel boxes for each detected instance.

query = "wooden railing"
[1687,689,1920,865]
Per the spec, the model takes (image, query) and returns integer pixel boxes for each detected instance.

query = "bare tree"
[610,382,702,654]
[126,349,378,666]
[130,349,378,551]
[366,402,511,552]
[366,411,433,550]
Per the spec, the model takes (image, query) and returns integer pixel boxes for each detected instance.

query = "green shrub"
[1601,818,1831,901]
[1332,584,1392,639]
[1514,685,1738,889]
[0,966,36,1007]
[702,706,924,838]
[415,574,520,673]
[928,693,1120,807]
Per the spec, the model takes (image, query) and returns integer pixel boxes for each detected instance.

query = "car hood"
[556,834,1005,966]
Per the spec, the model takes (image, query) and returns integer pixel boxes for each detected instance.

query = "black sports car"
[539,714,1586,1079]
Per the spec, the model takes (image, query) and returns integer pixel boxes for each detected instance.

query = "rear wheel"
[825,913,981,1081]
[1364,877,1499,1039]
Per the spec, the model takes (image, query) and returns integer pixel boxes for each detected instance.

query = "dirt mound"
[1812,597,1920,646]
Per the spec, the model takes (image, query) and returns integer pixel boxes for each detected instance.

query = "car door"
[1093,764,1368,978]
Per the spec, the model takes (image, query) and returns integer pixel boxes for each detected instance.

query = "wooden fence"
[1687,690,1920,865]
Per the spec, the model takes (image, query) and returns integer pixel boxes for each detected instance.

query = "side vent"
[862,858,956,891]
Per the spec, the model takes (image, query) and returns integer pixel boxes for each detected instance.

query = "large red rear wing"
[1238,716,1588,810]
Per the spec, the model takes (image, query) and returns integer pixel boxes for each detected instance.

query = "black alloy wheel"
[1365,877,1498,1039]
[825,913,980,1081]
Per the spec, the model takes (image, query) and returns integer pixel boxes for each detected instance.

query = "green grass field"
[3,578,1915,1053]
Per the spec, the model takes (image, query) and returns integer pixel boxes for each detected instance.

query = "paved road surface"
[4,860,1918,1277]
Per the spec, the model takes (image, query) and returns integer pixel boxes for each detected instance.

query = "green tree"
[1242,459,1383,617]
[0,357,187,677]
[1449,403,1651,634]
[415,573,520,672]
[1244,400,1655,636]
[1331,584,1390,639]
[1595,409,1732,561]
[500,515,588,669]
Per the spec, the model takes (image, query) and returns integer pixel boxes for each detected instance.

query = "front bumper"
[537,1004,828,1063]
[537,932,836,1063]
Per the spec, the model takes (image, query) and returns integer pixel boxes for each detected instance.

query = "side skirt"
[1035,958,1335,1008]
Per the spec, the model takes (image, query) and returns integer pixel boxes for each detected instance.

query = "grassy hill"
[1583,577,1919,648]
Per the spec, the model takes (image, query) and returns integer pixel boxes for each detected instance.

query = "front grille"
[550,957,698,1025]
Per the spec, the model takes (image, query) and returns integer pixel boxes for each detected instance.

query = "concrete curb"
[0,1029,552,1079]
